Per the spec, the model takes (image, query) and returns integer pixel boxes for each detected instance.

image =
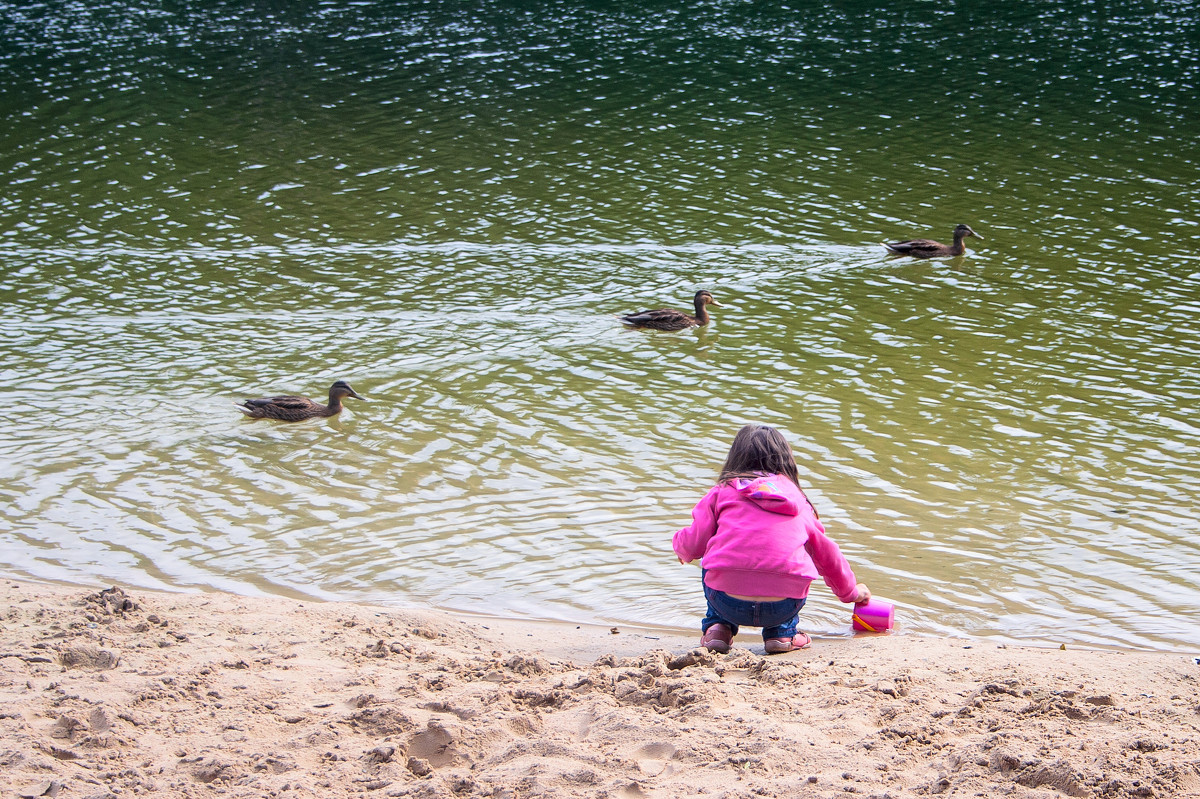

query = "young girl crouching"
[673,424,870,654]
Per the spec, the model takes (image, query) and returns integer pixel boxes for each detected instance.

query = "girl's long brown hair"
[718,424,818,516]
[717,424,801,487]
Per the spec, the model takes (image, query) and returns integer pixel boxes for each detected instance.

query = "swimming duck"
[619,290,725,331]
[235,380,365,421]
[883,224,983,258]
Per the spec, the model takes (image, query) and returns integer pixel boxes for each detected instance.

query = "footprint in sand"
[406,721,457,768]
[634,742,676,776]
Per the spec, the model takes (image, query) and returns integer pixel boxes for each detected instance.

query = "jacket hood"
[732,476,800,516]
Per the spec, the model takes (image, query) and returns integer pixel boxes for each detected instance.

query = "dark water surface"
[2,1,1198,651]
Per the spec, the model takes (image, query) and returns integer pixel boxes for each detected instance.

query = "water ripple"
[3,0,1199,649]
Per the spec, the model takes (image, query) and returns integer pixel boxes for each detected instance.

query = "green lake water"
[2,0,1198,651]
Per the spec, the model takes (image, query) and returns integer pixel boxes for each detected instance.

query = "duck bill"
[349,390,366,400]
[710,300,726,307]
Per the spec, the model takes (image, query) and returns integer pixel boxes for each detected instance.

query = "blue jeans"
[701,573,806,640]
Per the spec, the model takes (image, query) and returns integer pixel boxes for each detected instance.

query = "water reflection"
[1,1,1198,651]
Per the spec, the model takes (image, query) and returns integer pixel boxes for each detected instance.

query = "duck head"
[330,380,365,401]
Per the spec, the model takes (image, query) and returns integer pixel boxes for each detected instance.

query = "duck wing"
[619,308,694,330]
[248,395,319,410]
[235,395,323,420]
[883,238,938,255]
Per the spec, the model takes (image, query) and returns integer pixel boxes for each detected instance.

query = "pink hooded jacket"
[672,475,859,602]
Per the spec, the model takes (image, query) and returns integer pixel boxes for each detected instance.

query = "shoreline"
[12,574,1191,659]
[2,579,1198,798]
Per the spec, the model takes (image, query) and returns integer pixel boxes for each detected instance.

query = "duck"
[618,290,725,331]
[235,380,365,421]
[883,224,983,258]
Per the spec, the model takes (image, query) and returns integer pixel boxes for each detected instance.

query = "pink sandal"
[763,631,811,654]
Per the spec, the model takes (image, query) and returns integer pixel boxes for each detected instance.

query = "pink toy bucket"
[851,600,895,632]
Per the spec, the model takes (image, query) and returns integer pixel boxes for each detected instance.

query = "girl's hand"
[853,584,871,605]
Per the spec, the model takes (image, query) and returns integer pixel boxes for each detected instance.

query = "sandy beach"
[2,580,1198,799]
